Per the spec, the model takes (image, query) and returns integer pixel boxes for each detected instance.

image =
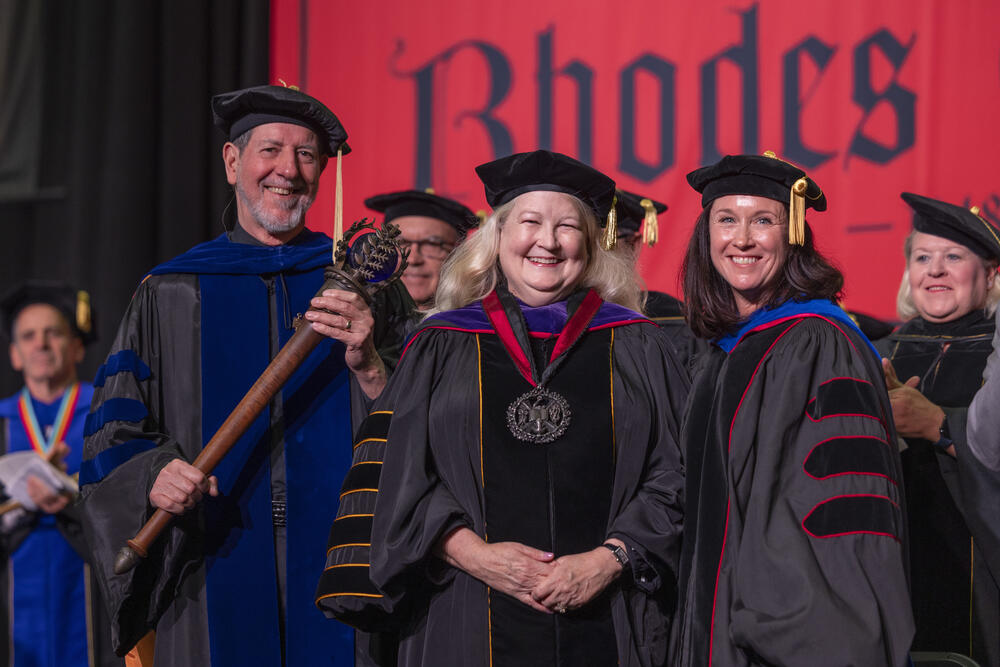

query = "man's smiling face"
[224,122,326,243]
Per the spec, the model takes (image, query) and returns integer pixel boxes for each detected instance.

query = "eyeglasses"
[398,238,455,260]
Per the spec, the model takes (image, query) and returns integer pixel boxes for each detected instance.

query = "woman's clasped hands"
[436,527,625,615]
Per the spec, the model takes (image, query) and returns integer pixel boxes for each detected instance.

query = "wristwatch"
[602,542,629,570]
[933,415,953,450]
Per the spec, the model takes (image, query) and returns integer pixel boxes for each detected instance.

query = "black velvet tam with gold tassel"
[686,151,826,246]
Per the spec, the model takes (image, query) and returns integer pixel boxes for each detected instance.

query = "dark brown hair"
[681,205,845,339]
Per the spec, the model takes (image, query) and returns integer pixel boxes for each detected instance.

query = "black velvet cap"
[211,85,350,156]
[475,150,617,223]
[364,190,478,239]
[0,281,95,344]
[615,189,667,235]
[686,153,826,211]
[902,192,1000,260]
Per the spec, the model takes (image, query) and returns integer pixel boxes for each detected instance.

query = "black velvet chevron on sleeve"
[802,495,901,541]
[315,410,397,630]
[803,436,897,483]
[805,377,883,422]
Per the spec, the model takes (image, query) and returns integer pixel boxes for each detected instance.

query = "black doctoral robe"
[77,228,411,666]
[671,300,914,667]
[316,291,689,666]
[878,310,1000,666]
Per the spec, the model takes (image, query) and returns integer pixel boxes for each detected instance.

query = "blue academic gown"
[0,383,94,667]
[77,230,390,666]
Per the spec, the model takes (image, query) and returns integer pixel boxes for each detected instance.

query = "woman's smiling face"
[708,194,788,317]
[498,191,589,307]
[908,231,995,322]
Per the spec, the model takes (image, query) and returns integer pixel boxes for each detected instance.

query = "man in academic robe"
[77,85,412,667]
[0,282,120,667]
[364,188,479,312]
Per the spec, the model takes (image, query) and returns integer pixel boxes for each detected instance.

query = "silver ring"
[344,319,352,331]
[556,605,567,614]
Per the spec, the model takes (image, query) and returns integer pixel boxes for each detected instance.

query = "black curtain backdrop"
[0,0,269,396]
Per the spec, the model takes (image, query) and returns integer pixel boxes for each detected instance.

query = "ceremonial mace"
[113,219,407,574]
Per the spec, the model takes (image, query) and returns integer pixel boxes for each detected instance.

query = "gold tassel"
[76,291,92,335]
[640,198,658,247]
[970,205,1000,247]
[602,194,618,250]
[334,146,344,254]
[475,210,488,226]
[789,177,808,246]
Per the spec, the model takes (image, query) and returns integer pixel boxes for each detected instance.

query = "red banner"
[271,0,1000,319]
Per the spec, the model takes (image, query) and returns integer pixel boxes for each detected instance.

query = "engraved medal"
[482,288,604,445]
[506,385,571,444]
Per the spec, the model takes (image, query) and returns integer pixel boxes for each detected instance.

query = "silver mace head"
[325,218,409,303]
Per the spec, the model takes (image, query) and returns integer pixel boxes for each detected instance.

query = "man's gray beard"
[236,182,314,234]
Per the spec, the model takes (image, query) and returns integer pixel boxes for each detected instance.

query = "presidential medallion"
[507,386,571,444]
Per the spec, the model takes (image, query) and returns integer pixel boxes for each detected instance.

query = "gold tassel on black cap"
[971,205,1000,247]
[602,194,618,250]
[76,291,92,335]
[764,150,807,246]
[789,178,808,246]
[640,198,658,247]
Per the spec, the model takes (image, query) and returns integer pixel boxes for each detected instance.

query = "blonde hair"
[432,193,643,314]
[895,230,1000,320]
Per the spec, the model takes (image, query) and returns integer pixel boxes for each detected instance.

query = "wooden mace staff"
[114,220,406,575]
[113,304,324,574]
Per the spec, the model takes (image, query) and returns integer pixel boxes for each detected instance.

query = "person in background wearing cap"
[317,150,688,666]
[614,189,707,370]
[365,189,479,312]
[670,153,913,666]
[76,85,412,667]
[876,193,1000,666]
[0,282,120,666]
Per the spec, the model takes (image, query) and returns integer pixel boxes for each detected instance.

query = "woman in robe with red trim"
[668,153,914,667]
[876,193,1000,666]
[316,150,689,666]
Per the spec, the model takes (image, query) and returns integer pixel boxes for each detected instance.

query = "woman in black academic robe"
[877,193,1000,666]
[668,153,914,667]
[315,150,689,666]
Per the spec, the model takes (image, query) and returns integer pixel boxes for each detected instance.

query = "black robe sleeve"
[316,328,473,631]
[727,319,913,666]
[604,323,689,667]
[604,322,688,592]
[77,275,205,655]
[366,329,476,598]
